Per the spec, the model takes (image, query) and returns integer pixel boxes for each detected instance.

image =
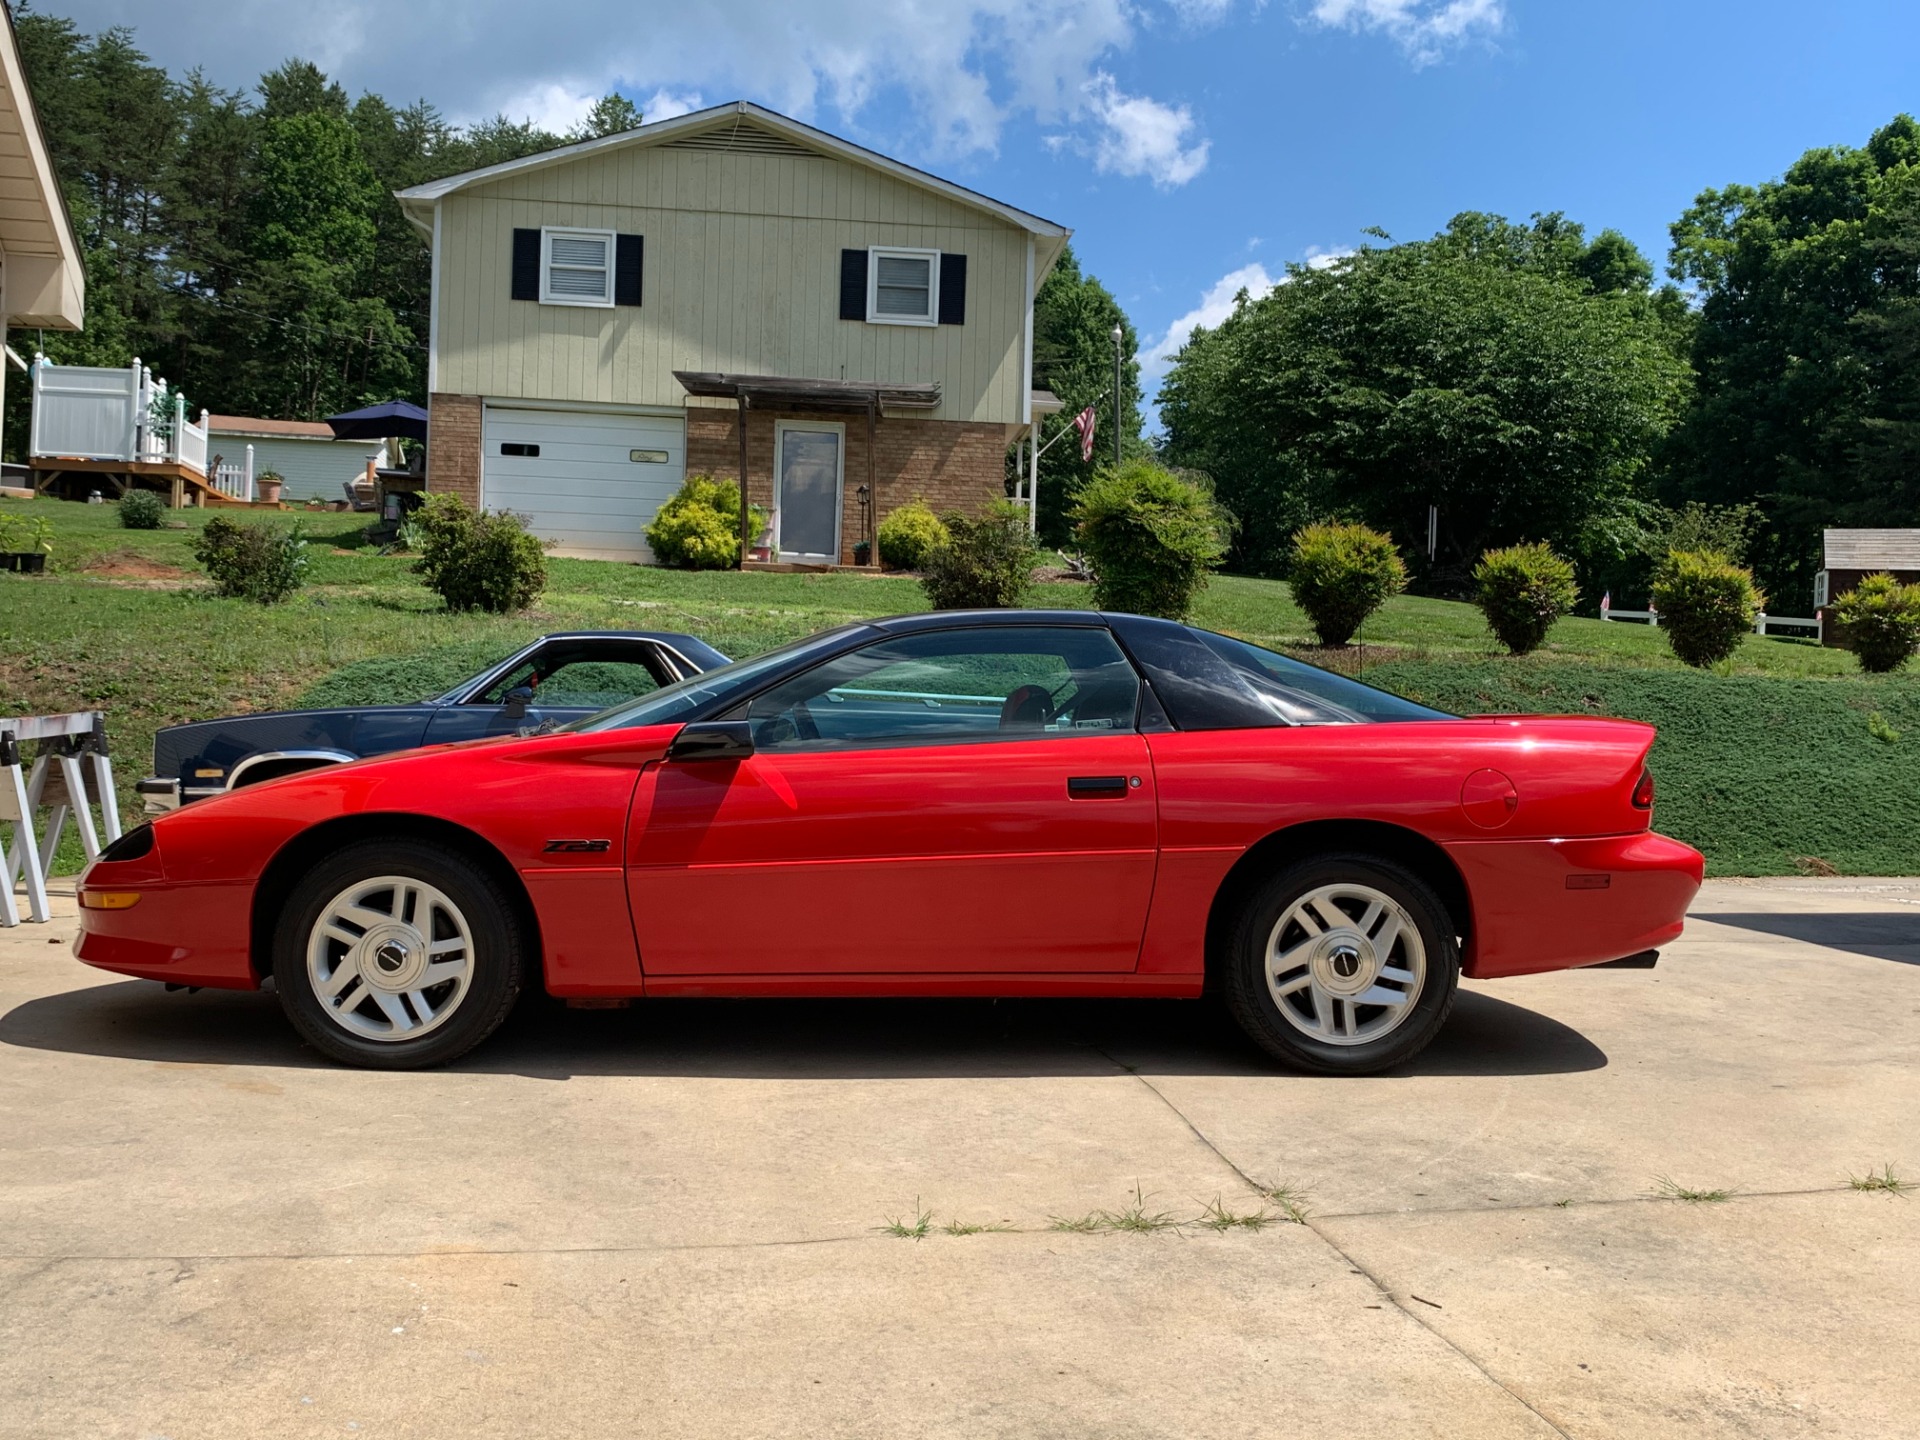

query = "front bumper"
[136,776,180,814]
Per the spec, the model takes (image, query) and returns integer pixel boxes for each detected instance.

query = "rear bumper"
[1446,831,1704,979]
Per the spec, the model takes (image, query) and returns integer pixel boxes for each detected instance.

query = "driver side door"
[625,625,1159,976]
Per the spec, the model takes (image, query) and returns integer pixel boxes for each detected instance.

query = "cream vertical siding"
[432,144,1032,425]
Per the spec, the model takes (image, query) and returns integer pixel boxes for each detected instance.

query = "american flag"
[1071,406,1097,463]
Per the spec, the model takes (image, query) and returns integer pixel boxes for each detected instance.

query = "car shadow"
[1699,911,1920,966]
[0,981,1606,1080]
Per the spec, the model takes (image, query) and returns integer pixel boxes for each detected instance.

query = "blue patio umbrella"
[325,399,429,441]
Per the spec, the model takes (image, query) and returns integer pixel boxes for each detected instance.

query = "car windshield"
[565,625,870,733]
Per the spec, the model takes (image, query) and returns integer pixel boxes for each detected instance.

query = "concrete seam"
[1102,1056,1575,1440]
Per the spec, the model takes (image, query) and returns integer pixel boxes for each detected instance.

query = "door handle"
[1067,775,1129,799]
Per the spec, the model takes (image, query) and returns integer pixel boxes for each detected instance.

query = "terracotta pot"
[257,479,284,505]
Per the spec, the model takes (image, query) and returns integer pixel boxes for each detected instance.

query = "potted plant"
[852,539,872,567]
[0,512,53,573]
[256,469,286,506]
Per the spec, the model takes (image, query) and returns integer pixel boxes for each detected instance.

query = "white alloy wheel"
[305,874,475,1042]
[1264,882,1428,1046]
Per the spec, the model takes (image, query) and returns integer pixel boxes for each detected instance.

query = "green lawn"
[4,494,1914,876]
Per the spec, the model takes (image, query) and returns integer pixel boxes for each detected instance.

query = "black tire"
[1222,853,1459,1076]
[272,839,528,1069]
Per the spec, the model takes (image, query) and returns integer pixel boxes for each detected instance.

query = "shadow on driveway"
[1703,912,1920,965]
[0,979,1606,1080]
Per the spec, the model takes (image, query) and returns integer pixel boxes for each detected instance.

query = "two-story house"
[397,101,1070,564]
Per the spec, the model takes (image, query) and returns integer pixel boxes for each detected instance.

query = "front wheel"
[272,839,527,1069]
[1222,854,1460,1075]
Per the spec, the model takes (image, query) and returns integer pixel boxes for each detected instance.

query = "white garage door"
[481,407,686,562]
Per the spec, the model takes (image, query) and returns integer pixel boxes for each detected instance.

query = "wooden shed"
[1816,529,1920,645]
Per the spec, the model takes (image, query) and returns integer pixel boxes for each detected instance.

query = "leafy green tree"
[1015,245,1145,545]
[1160,219,1690,585]
[1664,115,1920,605]
[570,94,643,141]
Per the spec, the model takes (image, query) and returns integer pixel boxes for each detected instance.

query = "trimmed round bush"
[411,493,547,613]
[1832,572,1920,674]
[1071,460,1226,620]
[1651,549,1763,668]
[919,501,1037,610]
[1472,543,1579,655]
[646,475,765,570]
[1287,522,1407,647]
[877,500,948,570]
[191,515,308,604]
[118,490,165,530]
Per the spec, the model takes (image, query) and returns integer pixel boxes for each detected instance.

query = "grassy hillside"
[3,495,1915,875]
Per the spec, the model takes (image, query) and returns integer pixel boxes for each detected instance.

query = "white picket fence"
[1601,600,1822,642]
[210,446,257,502]
[28,356,210,476]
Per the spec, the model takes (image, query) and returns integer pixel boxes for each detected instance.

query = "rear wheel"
[272,839,527,1069]
[1222,854,1459,1075]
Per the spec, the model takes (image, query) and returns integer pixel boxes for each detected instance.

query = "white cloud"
[492,81,602,136]
[1083,73,1211,187]
[1307,0,1504,65]
[640,89,708,124]
[53,1,1214,183]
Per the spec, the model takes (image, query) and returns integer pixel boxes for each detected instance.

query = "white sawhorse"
[2,712,122,926]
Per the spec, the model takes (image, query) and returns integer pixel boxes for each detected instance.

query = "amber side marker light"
[1632,767,1655,810]
[79,891,142,911]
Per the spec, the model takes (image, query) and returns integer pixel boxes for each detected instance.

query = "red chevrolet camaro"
[74,610,1703,1073]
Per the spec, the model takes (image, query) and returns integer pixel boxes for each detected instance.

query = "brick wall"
[427,393,482,506]
[687,406,1011,563]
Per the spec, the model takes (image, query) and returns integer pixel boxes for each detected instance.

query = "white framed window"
[867,246,940,326]
[541,227,615,307]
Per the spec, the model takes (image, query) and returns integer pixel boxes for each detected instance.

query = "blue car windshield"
[566,625,869,733]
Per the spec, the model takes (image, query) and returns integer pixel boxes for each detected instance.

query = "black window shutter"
[510,228,541,301]
[615,234,644,306]
[937,253,967,325]
[839,248,868,321]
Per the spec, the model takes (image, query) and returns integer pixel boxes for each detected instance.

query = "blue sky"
[51,0,1920,426]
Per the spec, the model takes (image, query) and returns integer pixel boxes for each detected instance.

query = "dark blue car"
[136,630,728,813]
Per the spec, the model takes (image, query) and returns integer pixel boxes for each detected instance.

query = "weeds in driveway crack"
[877,1198,933,1240]
[1198,1195,1271,1231]
[942,1219,1015,1236]
[1048,1213,1105,1234]
[1651,1174,1734,1203]
[1101,1182,1179,1233]
[1261,1182,1313,1224]
[1848,1164,1910,1195]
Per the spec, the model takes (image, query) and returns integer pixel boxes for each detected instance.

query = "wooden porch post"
[736,393,751,570]
[866,399,878,567]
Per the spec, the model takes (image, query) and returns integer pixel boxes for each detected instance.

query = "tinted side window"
[741,626,1141,751]
[1108,615,1450,729]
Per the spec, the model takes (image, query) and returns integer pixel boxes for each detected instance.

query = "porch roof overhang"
[0,6,83,330]
[673,371,942,412]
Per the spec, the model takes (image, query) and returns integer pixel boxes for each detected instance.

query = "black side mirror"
[666,721,755,763]
[502,685,535,720]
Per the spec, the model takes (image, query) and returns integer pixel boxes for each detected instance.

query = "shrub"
[1472,543,1579,655]
[1287,522,1407,646]
[1651,549,1763,668]
[1071,461,1226,620]
[118,490,165,530]
[1833,573,1920,674]
[645,475,766,570]
[411,493,547,613]
[877,499,949,570]
[919,501,1038,609]
[191,515,308,603]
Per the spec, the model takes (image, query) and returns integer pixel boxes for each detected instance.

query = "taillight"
[1632,767,1654,810]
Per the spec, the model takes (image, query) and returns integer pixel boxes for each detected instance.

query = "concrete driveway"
[2,876,1915,1439]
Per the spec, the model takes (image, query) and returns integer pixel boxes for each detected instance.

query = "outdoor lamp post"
[1110,324,1124,468]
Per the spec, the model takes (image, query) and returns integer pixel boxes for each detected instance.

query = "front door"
[625,624,1159,975]
[775,421,842,562]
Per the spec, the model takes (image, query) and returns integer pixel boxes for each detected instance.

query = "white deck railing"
[209,446,256,503]
[28,356,209,476]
